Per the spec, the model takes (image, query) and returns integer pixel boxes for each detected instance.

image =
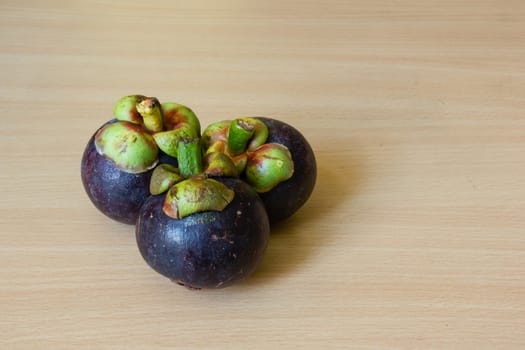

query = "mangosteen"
[136,177,269,289]
[253,117,317,223]
[80,95,200,224]
[81,120,159,224]
[136,138,270,289]
[200,117,316,224]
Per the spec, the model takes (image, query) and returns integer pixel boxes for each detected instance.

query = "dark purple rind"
[136,178,270,289]
[253,117,317,224]
[81,120,177,225]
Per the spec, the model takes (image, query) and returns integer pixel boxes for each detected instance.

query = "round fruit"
[81,121,177,225]
[201,117,317,224]
[249,117,317,223]
[136,178,270,289]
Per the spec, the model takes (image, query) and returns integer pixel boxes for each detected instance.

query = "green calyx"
[114,95,164,133]
[113,95,146,124]
[153,124,198,158]
[102,94,244,219]
[94,121,159,173]
[201,116,294,192]
[245,143,294,193]
[204,152,239,177]
[201,120,231,152]
[114,95,200,139]
[161,103,201,135]
[202,117,269,157]
[163,178,235,219]
[149,141,237,219]
[149,164,184,195]
[149,132,237,220]
[108,95,204,171]
[101,96,301,218]
[152,103,201,158]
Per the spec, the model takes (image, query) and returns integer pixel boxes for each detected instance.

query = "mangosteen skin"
[81,121,177,225]
[255,117,317,224]
[136,178,270,289]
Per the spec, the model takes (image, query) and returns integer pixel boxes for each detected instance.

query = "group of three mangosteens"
[81,95,316,289]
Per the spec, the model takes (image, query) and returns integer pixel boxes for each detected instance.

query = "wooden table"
[2,1,524,348]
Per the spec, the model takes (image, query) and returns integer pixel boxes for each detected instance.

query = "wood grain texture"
[1,1,524,348]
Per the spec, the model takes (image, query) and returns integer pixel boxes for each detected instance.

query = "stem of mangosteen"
[227,119,255,156]
[136,97,164,133]
[177,138,203,178]
[227,118,269,156]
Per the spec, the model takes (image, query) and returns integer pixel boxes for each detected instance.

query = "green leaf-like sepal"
[163,178,235,219]
[245,143,294,192]
[94,121,159,173]
[204,152,239,177]
[161,102,201,136]
[149,164,184,195]
[201,120,230,152]
[231,153,247,174]
[113,95,146,124]
[153,125,197,158]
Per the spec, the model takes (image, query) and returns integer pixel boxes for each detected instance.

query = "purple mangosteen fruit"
[200,117,316,224]
[81,95,317,288]
[136,138,270,289]
[252,117,317,223]
[81,95,200,224]
[81,121,158,224]
[136,178,269,289]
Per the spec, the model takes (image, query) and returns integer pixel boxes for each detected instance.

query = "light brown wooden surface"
[1,1,525,349]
